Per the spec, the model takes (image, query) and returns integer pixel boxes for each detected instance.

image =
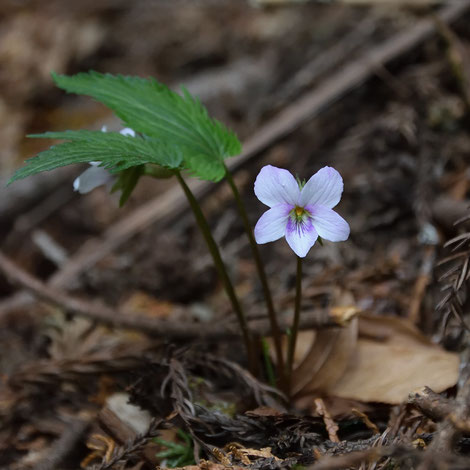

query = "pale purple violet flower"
[254,165,350,258]
[73,126,135,194]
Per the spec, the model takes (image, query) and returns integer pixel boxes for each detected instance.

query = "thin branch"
[0,251,350,340]
[90,418,162,470]
[408,386,453,423]
[32,417,91,470]
[417,348,470,469]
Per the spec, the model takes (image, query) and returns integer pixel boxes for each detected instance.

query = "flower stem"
[261,337,276,388]
[224,165,285,382]
[287,256,302,386]
[175,172,255,370]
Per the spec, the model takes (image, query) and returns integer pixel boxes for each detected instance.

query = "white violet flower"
[73,126,135,194]
[254,165,350,258]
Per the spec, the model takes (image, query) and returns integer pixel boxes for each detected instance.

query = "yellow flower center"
[295,206,304,217]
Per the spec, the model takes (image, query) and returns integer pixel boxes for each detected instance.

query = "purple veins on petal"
[299,166,343,209]
[285,216,318,258]
[308,204,350,242]
[254,165,300,208]
[253,164,349,257]
[254,204,293,244]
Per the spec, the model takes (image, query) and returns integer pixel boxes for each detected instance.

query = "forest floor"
[1,1,470,469]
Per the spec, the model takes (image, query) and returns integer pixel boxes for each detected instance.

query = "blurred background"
[2,0,402,285]
[3,0,465,278]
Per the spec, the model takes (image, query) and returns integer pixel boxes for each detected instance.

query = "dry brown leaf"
[291,290,359,396]
[122,291,174,319]
[291,319,358,396]
[357,314,432,346]
[175,463,244,470]
[275,284,457,405]
[330,305,361,326]
[45,313,149,360]
[326,315,459,404]
[291,312,458,405]
[290,330,316,367]
[224,443,281,465]
[245,406,283,417]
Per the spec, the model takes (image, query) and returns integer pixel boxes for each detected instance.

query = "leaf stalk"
[175,171,255,371]
[224,164,285,385]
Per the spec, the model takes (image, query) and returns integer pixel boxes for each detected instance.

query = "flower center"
[291,205,310,223]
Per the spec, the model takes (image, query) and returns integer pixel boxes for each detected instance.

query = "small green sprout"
[154,429,195,468]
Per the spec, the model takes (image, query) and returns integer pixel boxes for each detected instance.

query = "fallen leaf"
[291,319,358,396]
[326,315,459,404]
[245,406,283,417]
[224,442,281,465]
[291,290,359,396]
[174,463,244,470]
[330,305,361,326]
[122,291,174,319]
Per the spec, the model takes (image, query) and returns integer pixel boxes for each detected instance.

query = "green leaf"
[143,164,175,179]
[154,434,195,468]
[8,130,183,184]
[111,165,144,207]
[184,152,226,182]
[52,71,242,181]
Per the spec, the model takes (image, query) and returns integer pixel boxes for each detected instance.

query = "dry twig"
[314,399,339,443]
[88,418,162,470]
[408,386,453,423]
[417,348,470,469]
[0,251,349,339]
[32,417,91,470]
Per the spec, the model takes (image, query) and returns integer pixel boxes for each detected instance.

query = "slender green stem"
[224,165,285,381]
[261,337,276,388]
[287,256,302,385]
[175,172,254,369]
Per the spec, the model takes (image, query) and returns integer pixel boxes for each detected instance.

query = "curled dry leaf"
[291,290,359,397]
[122,291,174,319]
[291,318,358,397]
[329,305,361,326]
[288,289,458,404]
[326,315,459,404]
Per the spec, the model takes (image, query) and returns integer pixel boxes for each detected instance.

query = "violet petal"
[285,216,318,258]
[73,165,112,194]
[299,166,343,208]
[254,204,293,244]
[120,127,135,137]
[254,165,300,208]
[309,204,350,242]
